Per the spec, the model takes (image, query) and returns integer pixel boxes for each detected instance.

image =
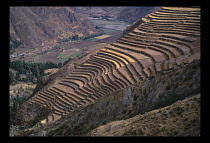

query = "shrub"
[102,121,107,125]
[142,89,146,95]
[149,75,155,80]
[166,85,171,90]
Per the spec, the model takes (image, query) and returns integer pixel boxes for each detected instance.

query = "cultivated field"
[10,82,37,96]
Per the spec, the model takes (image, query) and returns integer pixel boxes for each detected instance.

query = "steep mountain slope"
[10,7,101,49]
[74,7,160,23]
[87,94,200,136]
[14,7,200,136]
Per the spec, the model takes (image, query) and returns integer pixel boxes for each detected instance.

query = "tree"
[58,62,62,68]
[10,72,15,85]
[15,72,20,81]
[20,85,24,92]
[72,35,79,40]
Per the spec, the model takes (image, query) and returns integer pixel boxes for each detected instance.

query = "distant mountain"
[74,7,161,23]
[10,7,102,49]
[114,7,161,23]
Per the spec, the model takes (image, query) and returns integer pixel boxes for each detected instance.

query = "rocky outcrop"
[123,19,144,35]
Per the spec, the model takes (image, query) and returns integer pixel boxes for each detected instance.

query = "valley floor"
[10,18,127,64]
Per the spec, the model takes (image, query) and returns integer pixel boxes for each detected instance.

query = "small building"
[10,55,17,58]
[17,53,25,57]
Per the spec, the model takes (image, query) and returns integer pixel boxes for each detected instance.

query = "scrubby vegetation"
[61,32,105,43]
[61,34,80,43]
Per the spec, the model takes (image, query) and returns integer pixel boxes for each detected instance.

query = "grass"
[70,52,83,58]
[87,38,99,41]
[58,54,66,58]
[103,30,117,34]
[58,51,83,62]
[58,56,71,62]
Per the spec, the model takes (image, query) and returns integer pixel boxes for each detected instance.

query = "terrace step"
[118,66,136,84]
[76,65,101,78]
[101,48,136,63]
[112,69,130,86]
[74,89,88,98]
[161,7,200,12]
[138,27,200,37]
[56,95,74,107]
[100,75,118,92]
[62,78,85,88]
[94,55,120,69]
[50,102,65,114]
[37,93,52,101]
[33,96,47,104]
[89,58,113,73]
[81,63,104,77]
[73,69,97,81]
[110,43,153,62]
[118,38,171,61]
[32,100,43,106]
[98,54,125,71]
[67,74,91,83]
[87,60,108,75]
[99,50,129,65]
[70,72,93,81]
[52,86,69,95]
[158,9,200,14]
[59,80,79,90]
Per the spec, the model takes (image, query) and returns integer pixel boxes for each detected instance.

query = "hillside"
[74,7,160,23]
[13,7,200,136]
[87,94,200,136]
[10,7,102,49]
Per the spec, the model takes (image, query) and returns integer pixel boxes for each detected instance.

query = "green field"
[58,54,66,57]
[87,38,99,41]
[103,30,117,34]
[58,56,71,62]
[58,51,83,62]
